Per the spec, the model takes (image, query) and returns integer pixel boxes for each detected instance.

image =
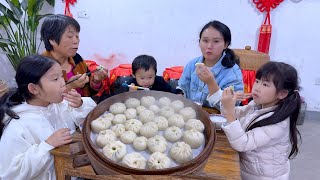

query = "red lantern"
[253,0,283,54]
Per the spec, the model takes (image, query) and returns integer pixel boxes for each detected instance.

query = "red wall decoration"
[64,0,77,17]
[253,0,284,54]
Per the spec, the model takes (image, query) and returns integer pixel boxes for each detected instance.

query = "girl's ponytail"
[0,88,23,138]
[287,90,301,158]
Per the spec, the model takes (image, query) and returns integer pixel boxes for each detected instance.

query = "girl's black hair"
[199,20,240,68]
[247,61,301,159]
[0,55,57,138]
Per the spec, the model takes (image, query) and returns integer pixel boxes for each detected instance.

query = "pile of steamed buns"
[90,96,205,170]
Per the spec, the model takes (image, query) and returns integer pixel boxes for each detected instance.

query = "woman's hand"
[63,89,83,108]
[221,87,236,122]
[196,64,215,84]
[67,73,89,89]
[196,64,219,95]
[46,128,72,147]
[93,68,108,83]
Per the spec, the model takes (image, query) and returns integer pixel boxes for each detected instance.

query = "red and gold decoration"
[64,0,77,17]
[253,0,283,54]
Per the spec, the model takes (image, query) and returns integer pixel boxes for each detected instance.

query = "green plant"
[0,0,55,70]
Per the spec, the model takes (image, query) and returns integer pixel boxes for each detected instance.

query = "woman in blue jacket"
[178,20,244,109]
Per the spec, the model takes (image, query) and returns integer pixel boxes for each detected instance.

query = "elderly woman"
[40,14,108,97]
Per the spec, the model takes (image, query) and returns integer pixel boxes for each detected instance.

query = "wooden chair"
[233,46,270,104]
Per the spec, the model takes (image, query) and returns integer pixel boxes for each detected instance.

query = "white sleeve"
[0,129,54,179]
[206,89,223,107]
[221,118,289,152]
[71,97,96,126]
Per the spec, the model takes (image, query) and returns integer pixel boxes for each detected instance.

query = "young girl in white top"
[220,61,301,180]
[0,55,96,179]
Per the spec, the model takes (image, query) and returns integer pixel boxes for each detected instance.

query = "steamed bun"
[109,102,126,115]
[147,152,171,170]
[170,141,193,163]
[102,141,127,162]
[125,98,140,108]
[122,152,146,169]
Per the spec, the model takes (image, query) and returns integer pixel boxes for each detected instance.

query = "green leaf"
[0,3,19,24]
[27,0,36,16]
[5,0,23,20]
[28,0,45,16]
[0,15,10,26]
[35,13,53,22]
[0,38,15,47]
[11,0,20,7]
[27,15,37,32]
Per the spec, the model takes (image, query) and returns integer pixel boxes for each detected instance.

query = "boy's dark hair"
[132,55,157,75]
[199,20,239,68]
[41,14,80,51]
[247,61,301,159]
[0,55,57,138]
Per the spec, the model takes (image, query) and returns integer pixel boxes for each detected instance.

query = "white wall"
[1,0,319,111]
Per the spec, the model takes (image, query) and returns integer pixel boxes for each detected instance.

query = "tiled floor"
[290,111,320,180]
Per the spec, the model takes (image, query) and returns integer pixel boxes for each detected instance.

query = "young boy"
[127,55,179,94]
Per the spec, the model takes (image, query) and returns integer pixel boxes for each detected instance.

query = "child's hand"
[46,128,72,147]
[196,64,216,85]
[234,92,252,101]
[129,83,137,91]
[63,89,83,108]
[221,87,236,122]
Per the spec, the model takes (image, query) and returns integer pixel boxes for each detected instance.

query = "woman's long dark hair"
[0,55,56,138]
[247,61,301,159]
[199,20,240,68]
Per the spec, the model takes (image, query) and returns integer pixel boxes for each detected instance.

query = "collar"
[42,51,76,66]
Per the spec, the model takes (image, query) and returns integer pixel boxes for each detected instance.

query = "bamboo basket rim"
[233,46,270,71]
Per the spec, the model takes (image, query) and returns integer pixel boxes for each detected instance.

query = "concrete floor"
[290,111,320,180]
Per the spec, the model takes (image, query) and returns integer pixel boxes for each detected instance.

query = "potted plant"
[0,0,55,70]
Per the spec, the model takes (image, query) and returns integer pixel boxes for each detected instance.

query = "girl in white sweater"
[220,61,301,180]
[0,55,96,179]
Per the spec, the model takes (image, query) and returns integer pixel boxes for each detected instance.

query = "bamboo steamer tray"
[233,46,270,71]
[82,90,216,175]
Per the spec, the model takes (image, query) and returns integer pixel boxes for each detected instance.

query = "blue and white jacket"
[178,54,243,109]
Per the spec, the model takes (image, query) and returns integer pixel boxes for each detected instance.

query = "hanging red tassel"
[64,0,77,18]
[258,13,272,54]
[253,0,283,54]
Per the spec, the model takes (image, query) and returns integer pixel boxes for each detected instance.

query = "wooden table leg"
[54,156,71,180]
